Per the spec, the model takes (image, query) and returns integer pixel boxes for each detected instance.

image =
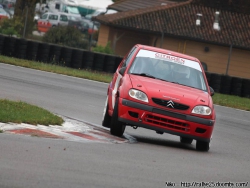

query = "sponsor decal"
[163,95,180,101]
[155,53,185,65]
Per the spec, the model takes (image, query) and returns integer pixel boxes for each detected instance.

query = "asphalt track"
[0,63,249,188]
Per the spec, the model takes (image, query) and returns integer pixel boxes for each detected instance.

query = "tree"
[14,0,40,37]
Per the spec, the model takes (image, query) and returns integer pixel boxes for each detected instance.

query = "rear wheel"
[110,98,125,137]
[180,137,193,144]
[196,140,210,151]
[102,97,111,128]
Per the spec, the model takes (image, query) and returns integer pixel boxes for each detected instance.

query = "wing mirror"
[210,86,214,96]
[119,67,126,76]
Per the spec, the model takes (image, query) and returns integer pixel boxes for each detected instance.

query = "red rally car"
[102,44,216,151]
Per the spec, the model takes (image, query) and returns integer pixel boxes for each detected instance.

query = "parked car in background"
[81,19,99,35]
[0,6,9,20]
[37,12,69,32]
[68,18,98,35]
[4,6,14,18]
[67,14,82,27]
[0,0,15,9]
[102,44,216,152]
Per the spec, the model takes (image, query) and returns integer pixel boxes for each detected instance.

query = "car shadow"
[126,133,196,151]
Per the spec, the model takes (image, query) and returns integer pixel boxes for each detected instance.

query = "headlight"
[192,106,211,115]
[129,89,148,102]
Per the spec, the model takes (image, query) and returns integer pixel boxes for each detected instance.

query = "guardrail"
[0,35,249,98]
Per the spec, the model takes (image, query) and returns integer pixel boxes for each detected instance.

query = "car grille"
[152,98,189,110]
[145,114,190,132]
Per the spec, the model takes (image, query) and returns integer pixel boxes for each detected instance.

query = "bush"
[42,26,88,49]
[0,17,23,37]
[92,41,114,54]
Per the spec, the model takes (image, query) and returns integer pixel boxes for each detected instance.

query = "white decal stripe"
[112,74,122,109]
[136,49,202,71]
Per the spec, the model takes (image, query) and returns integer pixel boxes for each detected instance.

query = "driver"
[133,57,154,75]
[172,64,190,85]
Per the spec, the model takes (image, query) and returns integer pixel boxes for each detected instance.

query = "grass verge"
[0,99,64,125]
[0,55,113,83]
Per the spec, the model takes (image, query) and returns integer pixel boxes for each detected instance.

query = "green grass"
[0,54,250,127]
[0,99,64,125]
[0,55,113,83]
[212,93,250,111]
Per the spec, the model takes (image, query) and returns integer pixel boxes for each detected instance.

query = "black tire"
[230,77,243,96]
[93,53,105,71]
[49,44,62,64]
[37,43,50,63]
[102,97,111,128]
[82,51,94,70]
[26,41,40,61]
[71,49,83,69]
[60,47,73,67]
[3,37,17,57]
[196,140,210,151]
[110,98,125,137]
[220,75,232,94]
[104,55,116,73]
[210,73,221,92]
[0,35,5,54]
[180,137,193,144]
[114,56,123,72]
[14,38,28,59]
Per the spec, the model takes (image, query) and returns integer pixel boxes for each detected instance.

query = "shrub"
[92,41,114,54]
[42,26,88,49]
[0,17,23,37]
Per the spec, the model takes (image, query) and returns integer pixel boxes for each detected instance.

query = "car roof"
[135,44,200,62]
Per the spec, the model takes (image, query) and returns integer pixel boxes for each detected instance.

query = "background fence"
[0,35,250,98]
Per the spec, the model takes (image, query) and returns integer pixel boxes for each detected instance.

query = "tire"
[49,44,62,64]
[196,140,210,151]
[180,137,193,144]
[230,77,243,96]
[71,49,83,69]
[60,47,72,67]
[26,41,40,61]
[110,98,125,137]
[37,43,50,63]
[104,55,116,73]
[210,73,221,92]
[102,96,111,128]
[83,51,94,70]
[14,38,27,59]
[93,53,105,71]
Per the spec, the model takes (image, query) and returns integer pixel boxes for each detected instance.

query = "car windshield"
[66,6,80,14]
[128,49,208,91]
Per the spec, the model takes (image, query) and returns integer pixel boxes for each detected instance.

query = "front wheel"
[196,140,210,151]
[180,137,193,144]
[102,97,111,128]
[110,98,125,137]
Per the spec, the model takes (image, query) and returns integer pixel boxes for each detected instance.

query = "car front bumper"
[118,98,215,142]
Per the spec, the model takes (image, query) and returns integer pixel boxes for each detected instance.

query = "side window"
[55,3,60,10]
[121,47,137,68]
[60,15,68,21]
[41,14,48,19]
[49,14,58,20]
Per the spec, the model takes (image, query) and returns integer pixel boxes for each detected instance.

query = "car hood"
[129,75,211,108]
